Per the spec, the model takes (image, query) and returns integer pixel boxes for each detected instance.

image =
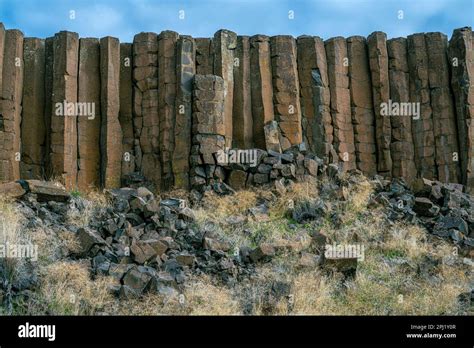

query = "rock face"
[21,38,45,180]
[100,37,123,189]
[387,38,417,182]
[50,31,78,189]
[407,33,436,180]
[325,37,356,171]
[297,36,333,162]
[347,36,377,175]
[233,36,253,149]
[270,36,302,151]
[449,27,474,192]
[0,29,23,183]
[368,32,392,176]
[77,38,101,190]
[250,35,274,150]
[0,22,473,193]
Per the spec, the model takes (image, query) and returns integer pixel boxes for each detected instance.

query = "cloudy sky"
[0,0,472,41]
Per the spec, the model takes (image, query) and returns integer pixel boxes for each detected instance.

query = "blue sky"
[0,0,472,41]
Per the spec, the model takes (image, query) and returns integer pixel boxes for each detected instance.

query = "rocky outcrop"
[325,37,356,171]
[21,37,45,180]
[347,36,377,175]
[271,36,302,151]
[368,32,392,176]
[449,27,474,191]
[195,38,213,75]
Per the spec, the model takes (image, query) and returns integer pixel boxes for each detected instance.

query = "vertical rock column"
[0,23,4,99]
[407,33,436,180]
[0,29,23,182]
[21,37,45,179]
[190,75,226,190]
[50,31,78,189]
[449,27,474,191]
[119,43,135,180]
[297,35,333,161]
[195,38,213,75]
[43,37,54,177]
[270,35,302,151]
[100,36,122,189]
[132,33,160,188]
[387,38,417,181]
[426,32,461,183]
[173,35,195,189]
[368,32,392,176]
[233,36,253,149]
[325,37,356,171]
[212,30,237,148]
[77,38,101,190]
[347,36,377,175]
[250,35,274,150]
[158,31,179,189]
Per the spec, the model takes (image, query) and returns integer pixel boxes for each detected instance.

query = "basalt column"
[297,35,333,162]
[21,38,46,179]
[173,35,195,189]
[77,38,101,190]
[368,32,392,176]
[195,38,213,75]
[249,35,274,150]
[119,43,135,181]
[325,37,356,171]
[347,36,377,175]
[233,36,253,149]
[212,30,237,148]
[0,23,4,98]
[407,33,436,180]
[190,75,226,190]
[270,35,302,151]
[43,37,53,177]
[50,31,78,189]
[133,33,160,188]
[100,36,122,189]
[387,38,416,181]
[426,33,461,183]
[0,29,23,182]
[158,31,179,189]
[449,27,474,191]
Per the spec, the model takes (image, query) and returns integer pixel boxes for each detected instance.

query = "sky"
[0,0,472,42]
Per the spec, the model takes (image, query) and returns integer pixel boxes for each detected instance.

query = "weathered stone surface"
[270,35,302,151]
[297,35,333,160]
[195,38,213,75]
[0,181,26,198]
[449,27,474,191]
[77,38,101,190]
[347,36,377,175]
[407,33,436,180]
[233,36,253,149]
[0,29,23,183]
[50,31,78,189]
[26,179,70,202]
[250,35,274,150]
[387,38,417,182]
[0,23,4,100]
[133,32,160,188]
[43,37,54,178]
[228,169,247,190]
[158,31,179,189]
[325,37,356,171]
[213,30,237,147]
[425,32,461,183]
[174,35,195,189]
[368,32,392,176]
[264,121,281,153]
[100,36,123,189]
[21,38,46,180]
[119,43,135,180]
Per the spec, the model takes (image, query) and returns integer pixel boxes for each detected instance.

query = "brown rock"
[0,181,26,198]
[100,36,123,189]
[195,38,213,75]
[228,170,247,190]
[26,179,70,202]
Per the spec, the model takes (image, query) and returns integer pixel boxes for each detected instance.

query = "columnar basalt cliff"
[0,23,472,192]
